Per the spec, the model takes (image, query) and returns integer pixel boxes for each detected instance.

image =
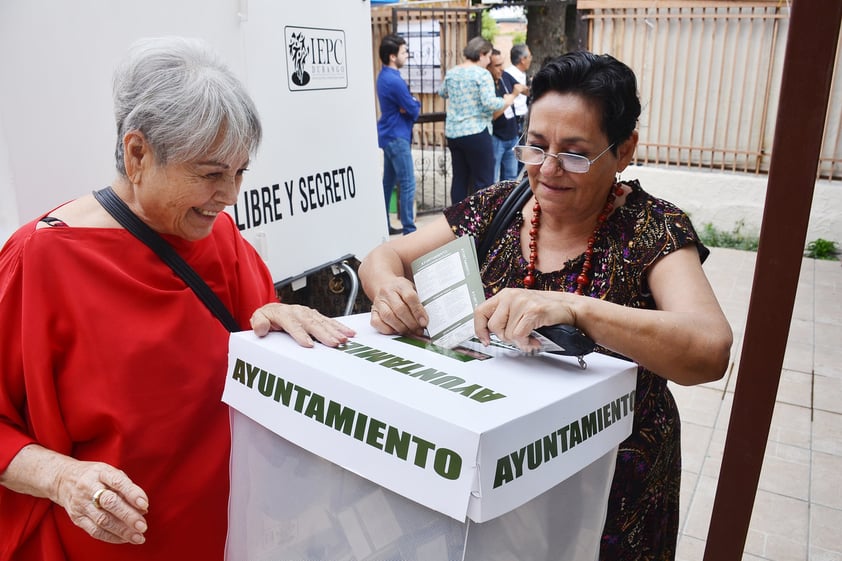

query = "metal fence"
[580,0,841,181]
[372,5,483,214]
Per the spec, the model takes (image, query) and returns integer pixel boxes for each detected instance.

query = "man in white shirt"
[504,43,533,134]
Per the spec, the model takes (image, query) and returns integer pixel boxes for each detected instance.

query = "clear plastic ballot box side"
[226,410,618,561]
[222,313,637,560]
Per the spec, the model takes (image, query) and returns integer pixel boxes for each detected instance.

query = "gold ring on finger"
[92,487,107,509]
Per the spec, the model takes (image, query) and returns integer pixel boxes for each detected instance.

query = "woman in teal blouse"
[439,37,524,204]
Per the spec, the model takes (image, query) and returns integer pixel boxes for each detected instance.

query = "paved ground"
[401,215,842,560]
[672,247,842,561]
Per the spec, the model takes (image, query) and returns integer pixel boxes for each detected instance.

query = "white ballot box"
[223,313,638,561]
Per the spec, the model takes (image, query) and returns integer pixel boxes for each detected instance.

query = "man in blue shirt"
[377,33,421,235]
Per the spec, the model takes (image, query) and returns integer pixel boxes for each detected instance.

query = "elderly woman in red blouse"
[0,36,353,561]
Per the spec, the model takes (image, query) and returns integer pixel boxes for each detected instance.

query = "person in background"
[489,48,522,183]
[0,36,354,561]
[505,43,533,133]
[359,51,732,560]
[376,33,421,236]
[505,43,533,175]
[439,37,525,204]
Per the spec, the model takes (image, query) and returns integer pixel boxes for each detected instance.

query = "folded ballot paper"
[410,235,578,356]
[410,235,486,349]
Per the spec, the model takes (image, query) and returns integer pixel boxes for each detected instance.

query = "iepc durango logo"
[285,26,348,91]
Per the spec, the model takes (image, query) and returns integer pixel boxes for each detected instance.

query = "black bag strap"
[476,177,532,264]
[93,187,241,332]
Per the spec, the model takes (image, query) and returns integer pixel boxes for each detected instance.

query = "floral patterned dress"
[444,179,709,561]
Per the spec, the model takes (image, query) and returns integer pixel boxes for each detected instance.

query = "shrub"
[699,221,759,252]
[805,238,839,260]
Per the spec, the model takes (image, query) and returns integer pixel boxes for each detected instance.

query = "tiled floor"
[671,248,842,561]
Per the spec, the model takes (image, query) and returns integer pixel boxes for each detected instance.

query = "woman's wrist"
[1,444,68,503]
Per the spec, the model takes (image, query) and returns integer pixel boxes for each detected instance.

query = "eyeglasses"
[513,143,616,174]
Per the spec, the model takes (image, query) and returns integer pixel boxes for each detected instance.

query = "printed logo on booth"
[285,26,347,91]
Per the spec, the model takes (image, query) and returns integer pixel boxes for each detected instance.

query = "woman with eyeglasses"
[359,51,732,560]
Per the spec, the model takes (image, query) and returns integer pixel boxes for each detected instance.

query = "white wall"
[0,0,248,232]
[0,0,386,282]
[0,111,17,244]
[627,165,842,245]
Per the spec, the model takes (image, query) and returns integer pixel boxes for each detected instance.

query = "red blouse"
[0,211,277,561]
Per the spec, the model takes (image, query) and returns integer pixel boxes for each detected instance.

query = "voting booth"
[223,314,638,561]
[1,0,386,284]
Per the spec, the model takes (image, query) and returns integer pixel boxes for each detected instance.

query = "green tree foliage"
[481,10,499,43]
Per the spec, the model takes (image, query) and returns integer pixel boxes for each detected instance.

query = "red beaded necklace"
[524,182,625,294]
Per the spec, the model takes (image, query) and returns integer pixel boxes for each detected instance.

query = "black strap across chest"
[476,178,532,265]
[93,186,241,332]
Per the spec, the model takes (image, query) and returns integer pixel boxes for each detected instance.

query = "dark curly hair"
[529,51,641,150]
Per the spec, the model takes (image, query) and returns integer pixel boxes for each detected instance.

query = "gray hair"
[463,37,493,62]
[113,36,262,176]
[510,44,531,66]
